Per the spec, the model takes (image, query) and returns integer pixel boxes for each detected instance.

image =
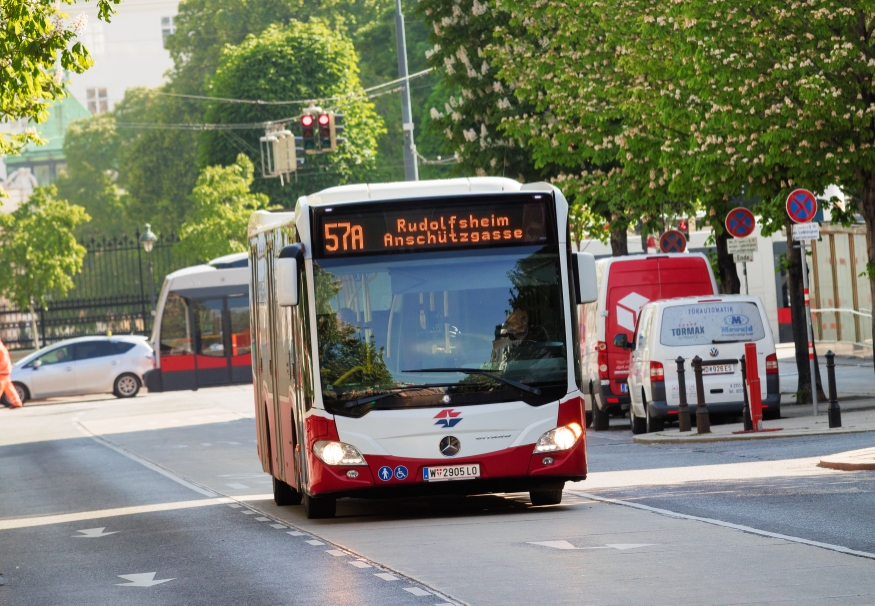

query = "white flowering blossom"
[70,14,88,36]
[53,68,64,85]
[463,128,478,142]
[430,107,443,120]
[472,0,488,16]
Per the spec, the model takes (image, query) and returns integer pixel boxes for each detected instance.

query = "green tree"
[1,0,121,156]
[201,21,384,207]
[0,186,90,347]
[53,113,126,238]
[175,154,271,261]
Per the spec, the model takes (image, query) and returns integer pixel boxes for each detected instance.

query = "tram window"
[161,293,193,355]
[194,298,225,357]
[228,296,251,356]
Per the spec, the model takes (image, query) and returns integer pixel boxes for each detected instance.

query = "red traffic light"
[301,114,315,127]
[679,220,688,231]
[317,113,331,126]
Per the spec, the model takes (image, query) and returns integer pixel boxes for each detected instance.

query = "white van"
[615,295,780,434]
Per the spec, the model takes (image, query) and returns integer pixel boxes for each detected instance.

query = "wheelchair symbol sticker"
[394,466,409,480]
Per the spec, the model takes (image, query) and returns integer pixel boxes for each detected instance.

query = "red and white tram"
[248,178,597,518]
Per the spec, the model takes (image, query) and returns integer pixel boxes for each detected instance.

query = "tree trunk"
[610,225,628,256]
[861,172,875,378]
[28,301,40,350]
[785,218,826,404]
[714,230,741,294]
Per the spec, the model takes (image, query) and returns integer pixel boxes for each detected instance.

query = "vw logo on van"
[709,347,719,357]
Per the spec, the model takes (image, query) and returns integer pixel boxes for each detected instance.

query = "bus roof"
[247,177,555,238]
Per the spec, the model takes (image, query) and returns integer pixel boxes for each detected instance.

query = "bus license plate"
[702,364,734,375]
[423,464,480,482]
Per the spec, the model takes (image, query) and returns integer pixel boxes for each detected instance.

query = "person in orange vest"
[0,337,23,408]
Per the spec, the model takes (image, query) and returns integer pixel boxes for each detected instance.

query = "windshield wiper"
[403,368,542,395]
[343,383,464,408]
[712,339,748,344]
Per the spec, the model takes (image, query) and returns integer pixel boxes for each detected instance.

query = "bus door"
[193,298,231,386]
[228,294,253,383]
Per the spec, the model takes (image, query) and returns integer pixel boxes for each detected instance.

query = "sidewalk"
[777,343,875,400]
[633,399,875,444]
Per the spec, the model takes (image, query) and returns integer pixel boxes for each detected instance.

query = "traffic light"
[301,114,317,153]
[678,218,690,241]
[333,113,345,147]
[274,130,296,174]
[318,113,332,150]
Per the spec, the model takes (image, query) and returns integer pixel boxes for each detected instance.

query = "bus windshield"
[313,245,568,411]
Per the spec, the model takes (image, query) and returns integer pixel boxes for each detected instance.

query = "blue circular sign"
[377,466,393,482]
[394,465,409,480]
[786,189,817,223]
[725,207,756,238]
[659,230,687,253]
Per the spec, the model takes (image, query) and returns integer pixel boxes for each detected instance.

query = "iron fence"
[0,231,200,350]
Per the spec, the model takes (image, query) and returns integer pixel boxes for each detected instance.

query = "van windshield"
[659,302,765,347]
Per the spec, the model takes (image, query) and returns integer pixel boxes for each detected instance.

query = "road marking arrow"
[116,572,175,587]
[528,540,656,551]
[73,527,118,538]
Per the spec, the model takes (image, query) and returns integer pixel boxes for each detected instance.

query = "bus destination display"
[315,196,551,256]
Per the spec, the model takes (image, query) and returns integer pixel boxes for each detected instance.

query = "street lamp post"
[139,224,158,315]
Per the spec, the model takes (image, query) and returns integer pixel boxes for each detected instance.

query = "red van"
[579,254,718,430]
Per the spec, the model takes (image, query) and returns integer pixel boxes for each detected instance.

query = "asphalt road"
[2,387,874,605]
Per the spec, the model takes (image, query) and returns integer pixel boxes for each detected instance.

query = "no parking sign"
[659,230,687,253]
[786,189,817,223]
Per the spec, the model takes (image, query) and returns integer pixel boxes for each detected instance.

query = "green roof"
[5,95,91,167]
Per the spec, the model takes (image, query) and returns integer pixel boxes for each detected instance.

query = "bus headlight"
[312,440,367,466]
[533,423,583,454]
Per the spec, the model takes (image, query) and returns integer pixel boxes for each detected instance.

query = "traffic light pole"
[395,0,418,181]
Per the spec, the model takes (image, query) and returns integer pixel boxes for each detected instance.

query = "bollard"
[826,350,842,428]
[676,356,691,432]
[740,354,753,431]
[744,342,762,431]
[692,355,711,434]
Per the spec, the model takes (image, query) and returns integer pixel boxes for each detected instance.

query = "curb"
[818,448,875,471]
[633,425,875,444]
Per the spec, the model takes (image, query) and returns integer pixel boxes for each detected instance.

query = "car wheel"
[303,492,336,519]
[530,485,564,506]
[630,409,647,434]
[113,373,141,398]
[273,476,303,506]
[646,402,665,433]
[13,382,29,405]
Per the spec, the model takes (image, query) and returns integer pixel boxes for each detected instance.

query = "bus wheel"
[303,492,336,519]
[530,485,564,506]
[273,477,302,506]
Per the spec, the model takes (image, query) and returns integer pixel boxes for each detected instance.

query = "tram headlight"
[312,440,367,466]
[533,423,583,454]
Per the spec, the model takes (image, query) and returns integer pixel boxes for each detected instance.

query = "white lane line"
[228,504,242,509]
[403,587,432,596]
[254,517,269,522]
[374,573,399,581]
[225,483,249,490]
[116,572,174,587]
[568,490,875,561]
[74,423,217,497]
[326,549,346,557]
[73,527,118,538]
[349,561,372,568]
[528,540,655,551]
[305,540,325,546]
[201,443,213,447]
[287,531,305,536]
[270,524,287,529]
[241,510,256,515]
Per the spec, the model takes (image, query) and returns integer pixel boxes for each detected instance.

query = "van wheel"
[113,373,141,398]
[646,402,665,433]
[763,405,781,421]
[530,485,564,506]
[591,388,610,431]
[630,409,647,434]
[303,492,336,519]
[273,476,302,506]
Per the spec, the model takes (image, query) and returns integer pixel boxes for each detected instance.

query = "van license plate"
[702,364,734,375]
[423,464,480,482]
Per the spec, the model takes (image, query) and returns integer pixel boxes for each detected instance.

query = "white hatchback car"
[616,295,780,434]
[9,336,153,404]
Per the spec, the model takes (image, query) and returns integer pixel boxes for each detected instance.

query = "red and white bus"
[248,178,597,518]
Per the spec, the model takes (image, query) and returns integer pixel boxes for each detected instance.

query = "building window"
[87,88,109,114]
[82,21,105,55]
[162,16,176,47]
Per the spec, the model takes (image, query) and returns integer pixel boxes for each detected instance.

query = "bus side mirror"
[574,252,598,304]
[275,257,299,307]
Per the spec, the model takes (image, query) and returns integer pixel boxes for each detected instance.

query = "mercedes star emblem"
[709,347,719,357]
[439,436,461,457]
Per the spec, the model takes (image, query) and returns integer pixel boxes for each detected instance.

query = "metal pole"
[693,355,711,434]
[741,354,753,431]
[743,261,749,295]
[148,256,156,314]
[826,350,842,428]
[676,356,691,432]
[799,240,818,415]
[395,0,418,181]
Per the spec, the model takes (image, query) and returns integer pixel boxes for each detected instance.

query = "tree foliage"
[0,186,90,309]
[176,154,271,261]
[1,0,120,156]
[202,21,384,207]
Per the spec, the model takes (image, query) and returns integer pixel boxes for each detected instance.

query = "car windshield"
[659,301,766,346]
[313,245,568,408]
